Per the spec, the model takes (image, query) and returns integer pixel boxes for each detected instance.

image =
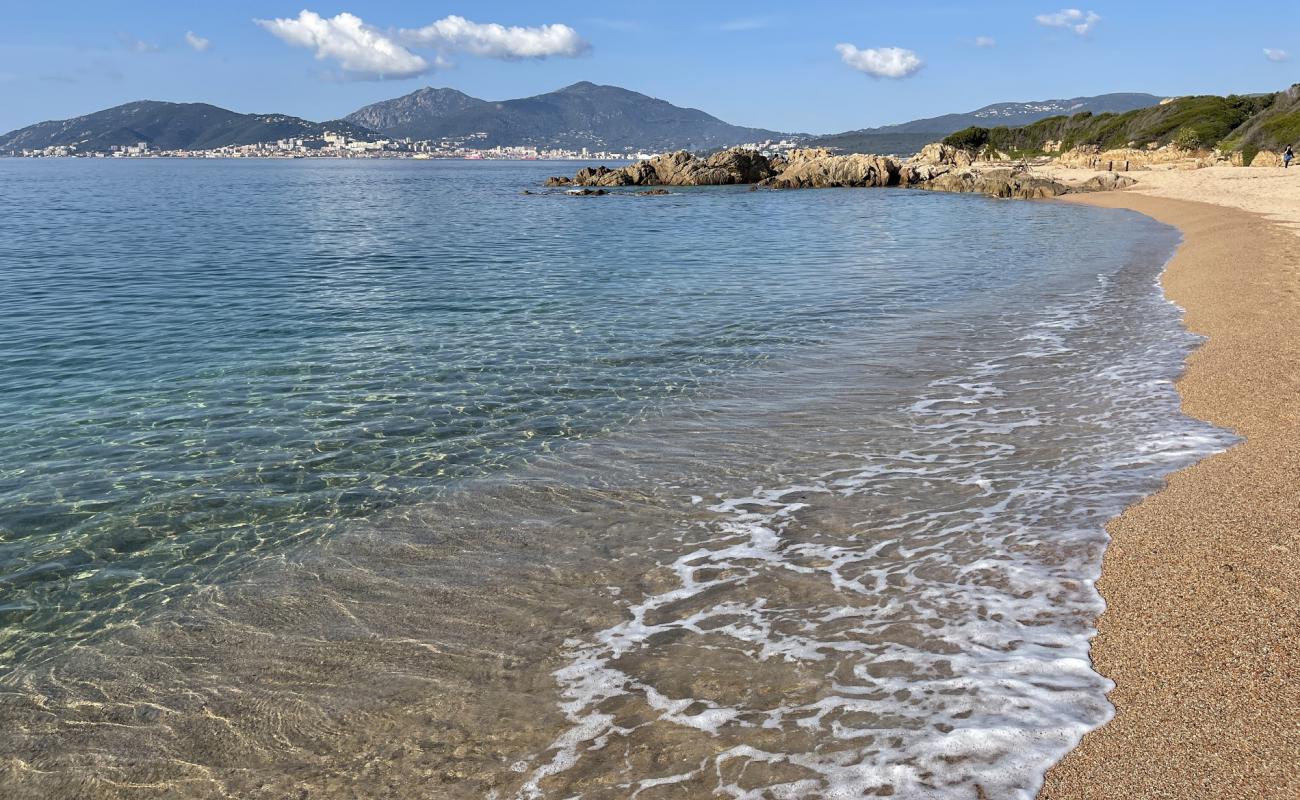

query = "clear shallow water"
[0,160,1231,799]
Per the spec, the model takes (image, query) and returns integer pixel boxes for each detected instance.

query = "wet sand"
[1041,190,1300,797]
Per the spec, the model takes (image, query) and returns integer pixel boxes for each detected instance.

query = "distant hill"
[344,88,488,139]
[345,82,789,152]
[814,93,1163,154]
[943,87,1300,161]
[0,101,376,153]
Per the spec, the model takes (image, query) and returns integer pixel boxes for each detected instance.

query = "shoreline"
[1041,190,1300,798]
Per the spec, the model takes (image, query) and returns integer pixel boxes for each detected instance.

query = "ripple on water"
[0,160,1233,798]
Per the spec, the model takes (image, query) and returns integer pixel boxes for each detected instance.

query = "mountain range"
[0,101,374,153]
[344,82,788,151]
[812,93,1163,154]
[2,86,1165,156]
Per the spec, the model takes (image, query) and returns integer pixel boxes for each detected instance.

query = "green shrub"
[943,127,989,151]
[942,92,1289,159]
[1261,110,1300,147]
[1172,126,1204,149]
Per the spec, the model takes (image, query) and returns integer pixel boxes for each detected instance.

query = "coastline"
[1041,188,1300,798]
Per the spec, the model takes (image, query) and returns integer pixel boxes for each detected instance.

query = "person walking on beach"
[1286,145,1294,169]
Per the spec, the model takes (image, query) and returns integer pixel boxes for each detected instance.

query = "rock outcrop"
[1072,172,1139,192]
[921,168,1072,199]
[1247,150,1284,167]
[545,144,1116,200]
[549,148,779,188]
[759,151,903,189]
[901,143,977,183]
[1054,143,1219,170]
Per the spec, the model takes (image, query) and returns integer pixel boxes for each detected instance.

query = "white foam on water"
[515,257,1236,798]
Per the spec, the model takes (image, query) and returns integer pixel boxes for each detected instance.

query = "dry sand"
[1035,170,1300,798]
[1047,164,1300,235]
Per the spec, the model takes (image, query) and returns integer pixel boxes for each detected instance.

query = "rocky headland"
[544,143,1136,199]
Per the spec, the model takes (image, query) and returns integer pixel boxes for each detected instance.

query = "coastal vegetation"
[944,85,1300,162]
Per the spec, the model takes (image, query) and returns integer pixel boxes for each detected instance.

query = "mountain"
[345,82,788,151]
[0,101,376,153]
[344,88,488,139]
[813,93,1163,154]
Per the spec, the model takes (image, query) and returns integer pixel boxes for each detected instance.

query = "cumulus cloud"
[255,11,431,79]
[185,31,211,52]
[836,44,923,79]
[974,36,997,48]
[1264,48,1291,63]
[399,15,589,58]
[256,11,589,78]
[1036,9,1101,35]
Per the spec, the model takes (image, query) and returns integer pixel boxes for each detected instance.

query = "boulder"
[649,149,777,186]
[783,148,835,163]
[1072,172,1138,192]
[901,143,976,183]
[762,154,903,189]
[920,168,1070,199]
[544,176,572,186]
[910,143,975,169]
[574,166,616,185]
[564,148,778,188]
[701,148,778,183]
[1249,150,1284,167]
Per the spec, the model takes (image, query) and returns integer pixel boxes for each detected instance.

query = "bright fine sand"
[1037,168,1300,798]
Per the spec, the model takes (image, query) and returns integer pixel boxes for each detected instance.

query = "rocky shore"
[544,144,1136,199]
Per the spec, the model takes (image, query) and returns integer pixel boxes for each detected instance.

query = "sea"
[0,159,1232,799]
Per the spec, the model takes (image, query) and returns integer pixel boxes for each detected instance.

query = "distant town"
[5,130,806,161]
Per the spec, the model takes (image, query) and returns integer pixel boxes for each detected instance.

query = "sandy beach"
[1039,168,1300,798]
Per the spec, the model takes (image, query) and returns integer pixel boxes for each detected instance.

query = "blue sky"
[1,1,1296,135]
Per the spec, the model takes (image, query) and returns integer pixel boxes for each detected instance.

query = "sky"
[1,1,1297,135]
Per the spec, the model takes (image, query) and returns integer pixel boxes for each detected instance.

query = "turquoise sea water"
[0,160,1231,799]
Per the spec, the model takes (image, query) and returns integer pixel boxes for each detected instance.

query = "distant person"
[1286,145,1294,169]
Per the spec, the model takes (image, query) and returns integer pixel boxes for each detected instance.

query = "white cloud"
[185,31,211,52]
[118,33,161,54]
[256,11,589,78]
[836,44,923,79]
[1264,48,1291,63]
[399,15,589,58]
[974,36,997,48]
[255,11,431,79]
[1035,9,1101,36]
